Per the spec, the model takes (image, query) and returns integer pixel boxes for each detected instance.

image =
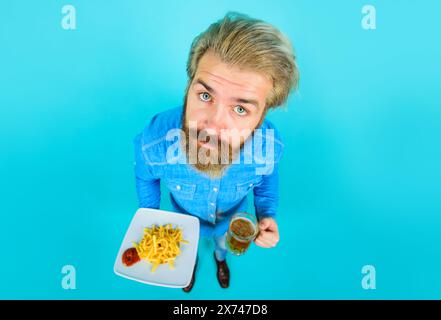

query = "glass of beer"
[226,212,258,256]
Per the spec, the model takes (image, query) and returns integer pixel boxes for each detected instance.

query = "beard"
[181,93,265,179]
[181,119,237,178]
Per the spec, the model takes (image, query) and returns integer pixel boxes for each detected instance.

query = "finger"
[257,229,279,241]
[258,219,271,231]
[256,232,279,247]
[259,218,278,232]
[254,235,272,246]
[256,229,269,238]
[256,235,275,248]
[270,221,278,233]
[254,238,271,248]
[258,232,279,244]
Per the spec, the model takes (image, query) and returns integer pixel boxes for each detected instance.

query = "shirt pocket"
[234,178,262,201]
[166,180,197,201]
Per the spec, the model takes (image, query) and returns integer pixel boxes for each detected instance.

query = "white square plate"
[114,208,200,288]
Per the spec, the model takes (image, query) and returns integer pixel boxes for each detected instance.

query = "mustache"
[188,127,231,147]
[198,131,228,145]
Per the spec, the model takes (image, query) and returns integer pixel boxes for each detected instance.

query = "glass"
[226,212,259,256]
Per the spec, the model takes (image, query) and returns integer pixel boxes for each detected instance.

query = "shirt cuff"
[256,212,277,222]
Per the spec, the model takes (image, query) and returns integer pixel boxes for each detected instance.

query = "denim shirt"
[133,106,284,238]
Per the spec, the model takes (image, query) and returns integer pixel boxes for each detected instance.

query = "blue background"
[1,0,440,299]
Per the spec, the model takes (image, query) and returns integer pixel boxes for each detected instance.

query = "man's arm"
[253,162,280,221]
[134,133,160,209]
[253,162,280,248]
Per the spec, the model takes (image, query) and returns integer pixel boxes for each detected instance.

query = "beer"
[226,212,258,255]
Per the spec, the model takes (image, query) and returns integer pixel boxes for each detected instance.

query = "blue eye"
[233,105,247,116]
[199,92,211,102]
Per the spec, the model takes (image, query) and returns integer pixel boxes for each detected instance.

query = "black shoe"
[214,252,230,288]
[183,256,198,293]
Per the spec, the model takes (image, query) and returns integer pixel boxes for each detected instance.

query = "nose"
[205,104,228,134]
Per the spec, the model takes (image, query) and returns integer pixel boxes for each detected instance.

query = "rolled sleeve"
[253,162,280,221]
[134,133,161,209]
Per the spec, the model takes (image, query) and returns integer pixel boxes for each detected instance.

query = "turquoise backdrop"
[1,0,440,299]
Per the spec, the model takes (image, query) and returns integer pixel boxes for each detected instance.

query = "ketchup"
[122,248,140,267]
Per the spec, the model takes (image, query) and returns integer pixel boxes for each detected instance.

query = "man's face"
[183,50,273,177]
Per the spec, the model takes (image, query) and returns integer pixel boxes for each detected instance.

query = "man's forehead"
[195,51,272,91]
[195,71,260,95]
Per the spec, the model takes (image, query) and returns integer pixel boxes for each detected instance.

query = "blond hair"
[186,11,299,110]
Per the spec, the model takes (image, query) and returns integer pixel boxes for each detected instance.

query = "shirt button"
[249,183,254,187]
[210,202,215,206]
[176,185,181,190]
[213,187,218,192]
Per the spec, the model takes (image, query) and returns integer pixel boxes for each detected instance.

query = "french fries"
[133,224,189,273]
